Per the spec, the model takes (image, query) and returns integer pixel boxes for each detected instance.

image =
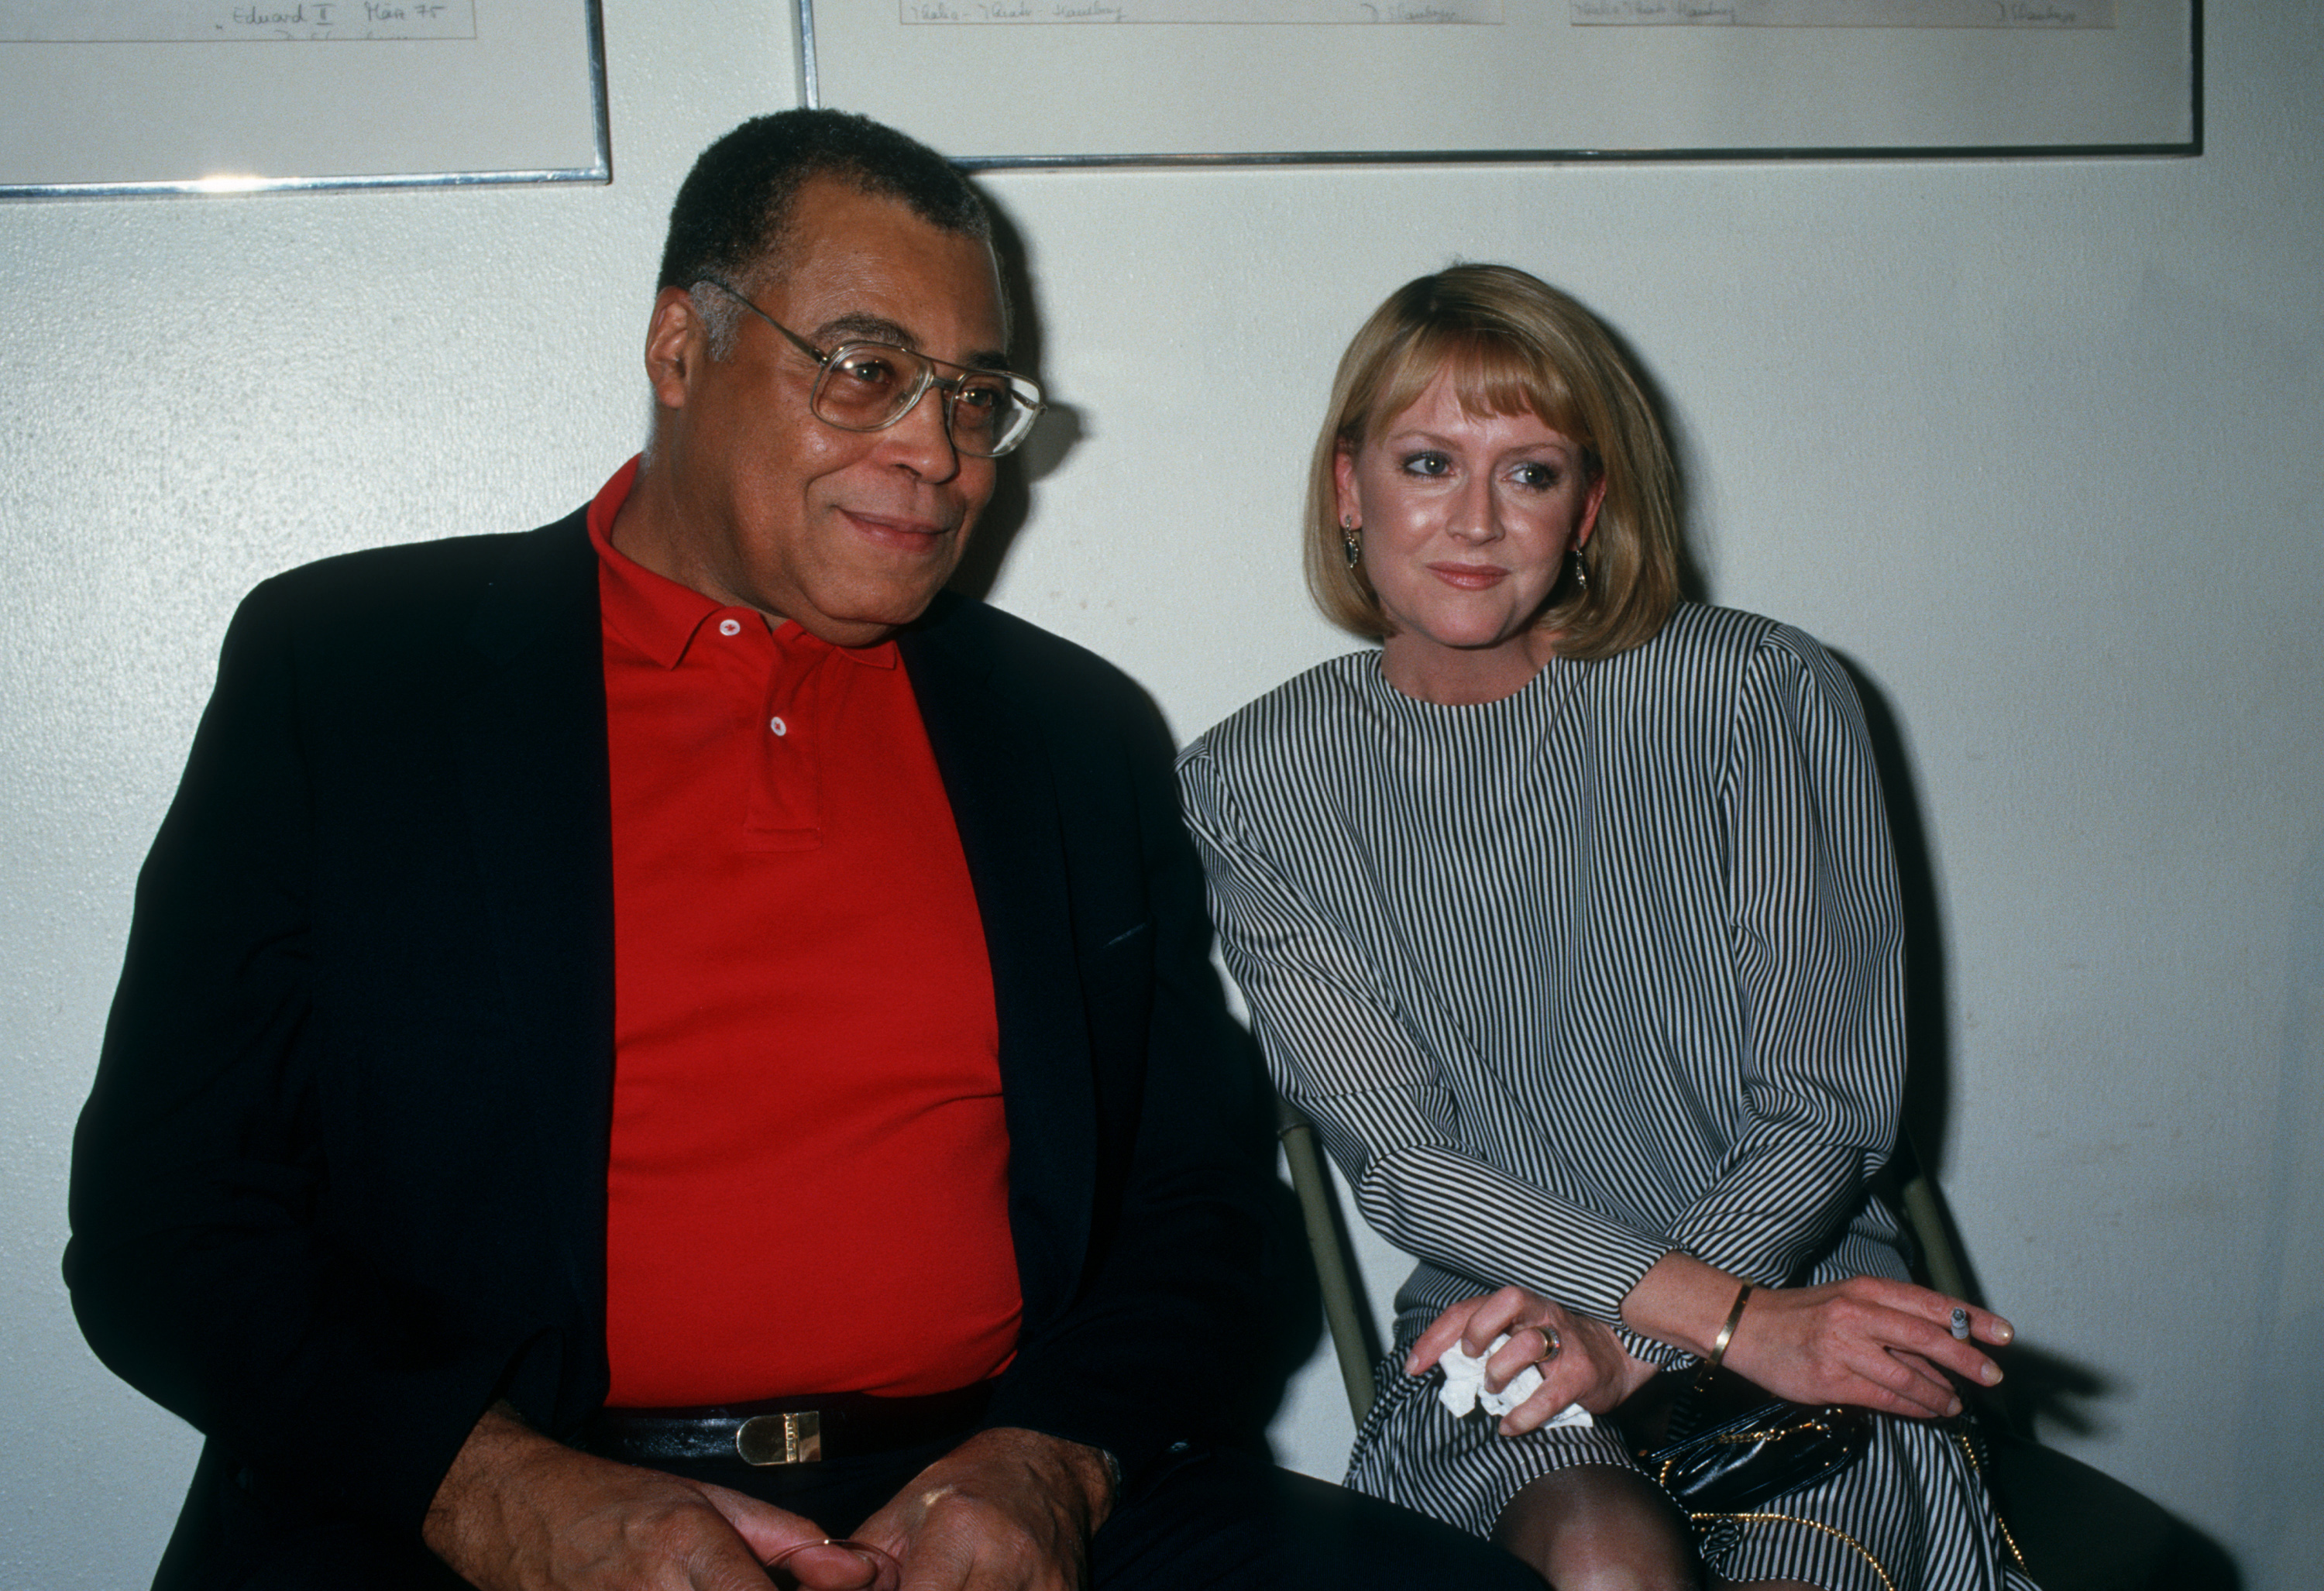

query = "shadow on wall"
[1835,655,2243,1591]
[1609,316,2242,1585]
[927,188,1320,1435]
[2227,837,2324,1590]
[1830,658,1955,1167]
[948,192,1083,604]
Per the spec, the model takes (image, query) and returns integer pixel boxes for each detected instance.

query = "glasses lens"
[945,373,1038,458]
[815,345,924,430]
[813,344,1042,457]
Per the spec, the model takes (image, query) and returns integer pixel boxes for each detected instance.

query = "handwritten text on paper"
[902,2,1502,24]
[0,2,478,42]
[1571,0,2113,24]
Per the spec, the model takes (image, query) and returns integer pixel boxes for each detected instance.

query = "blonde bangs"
[1308,265,1679,658]
[1355,327,1592,456]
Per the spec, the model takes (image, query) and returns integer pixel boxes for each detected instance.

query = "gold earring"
[1342,516,1362,569]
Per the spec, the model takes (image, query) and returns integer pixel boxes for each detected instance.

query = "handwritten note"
[902,1,1501,23]
[1572,0,2113,23]
[0,1,477,42]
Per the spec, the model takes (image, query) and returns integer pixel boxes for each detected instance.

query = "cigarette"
[1950,1307,1971,1341]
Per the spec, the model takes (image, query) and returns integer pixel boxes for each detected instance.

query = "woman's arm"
[1621,1253,2008,1417]
[1177,745,1679,1363]
[1657,627,1906,1283]
[1622,628,2010,1411]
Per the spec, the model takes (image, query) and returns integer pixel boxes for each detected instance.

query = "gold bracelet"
[1707,1281,1755,1371]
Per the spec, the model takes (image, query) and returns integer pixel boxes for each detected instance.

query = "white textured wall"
[4,5,2318,1586]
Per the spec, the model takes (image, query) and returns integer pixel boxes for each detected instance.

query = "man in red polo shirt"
[70,112,1543,1591]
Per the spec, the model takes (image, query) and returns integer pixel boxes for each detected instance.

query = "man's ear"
[644,285,708,411]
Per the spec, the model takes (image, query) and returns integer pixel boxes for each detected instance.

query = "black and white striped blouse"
[1177,603,1913,1363]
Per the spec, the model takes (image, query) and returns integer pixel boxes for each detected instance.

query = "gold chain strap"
[1687,1510,1899,1591]
[1948,1427,2031,1573]
[1683,1425,2027,1588]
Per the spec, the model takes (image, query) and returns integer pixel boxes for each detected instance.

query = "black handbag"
[1637,1399,1872,1514]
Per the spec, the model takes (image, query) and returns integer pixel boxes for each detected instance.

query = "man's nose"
[881,387,964,483]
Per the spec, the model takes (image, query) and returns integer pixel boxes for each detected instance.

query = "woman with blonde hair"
[1178,266,2032,1591]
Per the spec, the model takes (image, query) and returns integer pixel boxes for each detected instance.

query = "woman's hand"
[1407,1285,1661,1435]
[1719,1276,2012,1418]
[1621,1253,2013,1420]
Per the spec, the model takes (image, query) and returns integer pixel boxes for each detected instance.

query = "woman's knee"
[1492,1466,1700,1591]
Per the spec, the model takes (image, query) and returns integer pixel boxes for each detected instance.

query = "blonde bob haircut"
[1306,265,1681,661]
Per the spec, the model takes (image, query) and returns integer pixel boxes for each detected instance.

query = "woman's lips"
[1428,562,1508,589]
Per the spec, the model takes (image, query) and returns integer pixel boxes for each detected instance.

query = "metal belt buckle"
[736,1410,823,1466]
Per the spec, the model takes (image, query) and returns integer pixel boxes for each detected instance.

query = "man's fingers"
[854,1428,1098,1591]
[765,1541,893,1591]
[889,1524,975,1591]
[695,1480,830,1566]
[888,1512,1057,1591]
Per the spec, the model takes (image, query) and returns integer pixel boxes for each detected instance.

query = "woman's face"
[1336,369,1605,703]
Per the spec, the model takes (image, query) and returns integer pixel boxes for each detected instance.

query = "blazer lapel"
[455,512,617,1352]
[902,602,1095,1328]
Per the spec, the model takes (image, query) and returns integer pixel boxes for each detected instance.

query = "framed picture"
[795,0,2197,167]
[2,1,610,198]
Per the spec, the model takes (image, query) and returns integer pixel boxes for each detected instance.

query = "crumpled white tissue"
[1435,1334,1593,1427]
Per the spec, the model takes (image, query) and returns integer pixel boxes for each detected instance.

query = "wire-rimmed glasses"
[696,277,1045,459]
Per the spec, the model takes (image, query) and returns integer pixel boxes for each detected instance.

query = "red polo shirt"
[590,459,1021,1405]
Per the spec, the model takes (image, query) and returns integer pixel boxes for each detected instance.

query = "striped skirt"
[1346,1345,2040,1591]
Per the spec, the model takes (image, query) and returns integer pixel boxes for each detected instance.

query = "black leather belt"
[581,1382,995,1469]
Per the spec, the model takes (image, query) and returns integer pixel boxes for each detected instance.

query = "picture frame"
[794,0,2199,167]
[2,1,610,199]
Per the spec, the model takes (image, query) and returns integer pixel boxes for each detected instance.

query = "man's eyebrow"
[813,312,1012,372]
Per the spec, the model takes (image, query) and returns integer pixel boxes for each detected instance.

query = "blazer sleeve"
[978,682,1284,1479]
[65,577,559,1543]
[1177,745,1681,1359]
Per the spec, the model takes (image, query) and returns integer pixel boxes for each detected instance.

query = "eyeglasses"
[696,277,1046,459]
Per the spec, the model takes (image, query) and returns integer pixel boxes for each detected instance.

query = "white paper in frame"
[2,1,610,198]
[793,0,2197,167]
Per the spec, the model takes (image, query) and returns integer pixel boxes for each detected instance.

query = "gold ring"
[1531,1324,1563,1363]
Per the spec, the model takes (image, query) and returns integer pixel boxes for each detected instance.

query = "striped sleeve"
[1661,627,1906,1283]
[1177,748,1676,1332]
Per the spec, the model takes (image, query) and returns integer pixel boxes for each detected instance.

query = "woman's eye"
[1401,452,1450,477]
[1511,462,1562,490]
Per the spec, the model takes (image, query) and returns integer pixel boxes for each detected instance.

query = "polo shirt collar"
[585,456,900,673]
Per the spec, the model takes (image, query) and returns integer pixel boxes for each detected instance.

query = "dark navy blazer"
[68,510,1274,1587]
